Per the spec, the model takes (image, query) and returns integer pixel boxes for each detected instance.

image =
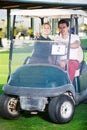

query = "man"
[55,19,83,82]
[27,27,34,39]
[13,27,17,39]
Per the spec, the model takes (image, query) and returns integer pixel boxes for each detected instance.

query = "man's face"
[59,23,69,35]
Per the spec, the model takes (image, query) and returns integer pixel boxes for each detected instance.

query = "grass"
[0,51,9,92]
[0,38,87,130]
[80,37,87,49]
[0,104,87,130]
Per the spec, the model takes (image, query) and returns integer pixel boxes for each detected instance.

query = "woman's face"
[42,24,51,36]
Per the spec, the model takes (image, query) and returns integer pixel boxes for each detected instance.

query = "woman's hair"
[42,22,51,29]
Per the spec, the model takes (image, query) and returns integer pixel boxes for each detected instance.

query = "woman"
[30,23,52,64]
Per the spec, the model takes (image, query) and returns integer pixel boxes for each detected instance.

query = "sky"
[0,9,7,20]
[0,9,36,29]
[0,9,23,21]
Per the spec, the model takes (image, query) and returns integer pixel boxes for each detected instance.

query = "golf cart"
[0,9,87,124]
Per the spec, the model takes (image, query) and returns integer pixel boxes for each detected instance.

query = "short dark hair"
[58,19,69,27]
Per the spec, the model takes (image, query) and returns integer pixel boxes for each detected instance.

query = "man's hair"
[58,19,69,27]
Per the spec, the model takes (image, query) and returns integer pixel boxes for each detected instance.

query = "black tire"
[48,95,75,124]
[48,96,59,123]
[0,94,21,119]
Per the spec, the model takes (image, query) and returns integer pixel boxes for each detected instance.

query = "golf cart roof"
[1,0,87,10]
[11,9,87,18]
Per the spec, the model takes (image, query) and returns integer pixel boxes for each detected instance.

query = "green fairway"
[0,104,87,130]
[0,38,87,130]
[80,37,87,49]
[0,51,9,94]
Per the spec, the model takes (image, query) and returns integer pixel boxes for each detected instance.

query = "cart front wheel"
[0,94,21,119]
[48,94,75,124]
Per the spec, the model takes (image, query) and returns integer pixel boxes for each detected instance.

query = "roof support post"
[75,17,78,35]
[52,19,56,35]
[31,18,34,32]
[7,9,11,40]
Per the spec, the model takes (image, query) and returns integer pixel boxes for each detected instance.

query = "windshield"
[11,39,68,73]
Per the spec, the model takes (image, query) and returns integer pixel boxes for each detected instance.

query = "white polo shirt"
[55,34,83,61]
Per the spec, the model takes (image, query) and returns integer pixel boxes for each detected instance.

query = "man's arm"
[70,40,80,49]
